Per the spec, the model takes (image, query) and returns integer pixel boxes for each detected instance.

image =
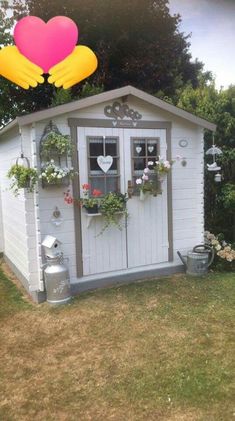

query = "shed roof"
[0,85,216,136]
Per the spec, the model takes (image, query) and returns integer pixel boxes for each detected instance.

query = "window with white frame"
[131,137,160,192]
[87,136,120,195]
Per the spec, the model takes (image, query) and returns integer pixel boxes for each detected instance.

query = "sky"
[168,0,235,89]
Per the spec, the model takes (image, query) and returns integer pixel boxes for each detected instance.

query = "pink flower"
[142,174,149,181]
[143,167,150,174]
[164,161,171,169]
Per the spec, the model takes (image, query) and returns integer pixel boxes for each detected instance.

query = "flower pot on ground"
[40,160,75,187]
[7,164,38,196]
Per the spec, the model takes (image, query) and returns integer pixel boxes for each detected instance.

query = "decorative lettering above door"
[104,101,142,127]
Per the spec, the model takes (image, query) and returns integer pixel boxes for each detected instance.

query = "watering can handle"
[193,244,215,267]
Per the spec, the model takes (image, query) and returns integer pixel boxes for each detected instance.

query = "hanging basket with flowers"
[135,157,174,200]
[40,131,73,160]
[40,160,75,187]
[7,164,38,196]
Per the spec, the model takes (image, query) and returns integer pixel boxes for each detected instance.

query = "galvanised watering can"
[177,244,214,277]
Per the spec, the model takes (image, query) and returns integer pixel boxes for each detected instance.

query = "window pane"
[147,139,158,157]
[134,158,145,172]
[90,158,103,173]
[90,177,105,194]
[105,138,117,156]
[133,139,146,157]
[106,177,119,193]
[108,158,118,174]
[89,138,104,156]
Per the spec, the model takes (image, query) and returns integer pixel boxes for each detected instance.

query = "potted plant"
[40,131,73,160]
[99,192,128,233]
[153,157,173,181]
[7,164,38,195]
[40,160,75,187]
[80,184,102,214]
[135,164,160,200]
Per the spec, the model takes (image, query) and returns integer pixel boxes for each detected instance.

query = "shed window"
[87,136,120,195]
[132,137,159,192]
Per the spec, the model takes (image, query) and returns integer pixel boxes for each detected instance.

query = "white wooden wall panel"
[35,121,77,283]
[0,130,31,281]
[125,128,168,267]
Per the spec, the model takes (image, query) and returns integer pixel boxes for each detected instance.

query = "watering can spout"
[177,251,187,268]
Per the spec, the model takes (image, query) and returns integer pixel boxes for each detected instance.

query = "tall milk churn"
[42,235,71,304]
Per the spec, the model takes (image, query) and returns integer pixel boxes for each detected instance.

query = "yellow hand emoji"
[0,46,44,89]
[48,45,98,89]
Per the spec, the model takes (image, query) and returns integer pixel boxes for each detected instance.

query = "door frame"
[68,118,173,278]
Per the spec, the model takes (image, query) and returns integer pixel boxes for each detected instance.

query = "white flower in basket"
[40,160,75,186]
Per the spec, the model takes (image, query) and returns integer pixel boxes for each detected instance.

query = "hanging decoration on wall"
[206,134,223,183]
[179,139,188,148]
[97,155,113,173]
[104,101,142,127]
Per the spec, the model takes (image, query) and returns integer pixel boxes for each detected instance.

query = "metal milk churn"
[177,244,214,277]
[42,235,71,304]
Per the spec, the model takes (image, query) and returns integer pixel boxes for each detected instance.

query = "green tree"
[177,81,235,241]
[0,0,206,125]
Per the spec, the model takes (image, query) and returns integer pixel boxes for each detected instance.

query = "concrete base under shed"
[2,254,184,303]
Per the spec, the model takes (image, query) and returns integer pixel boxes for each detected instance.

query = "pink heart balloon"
[14,16,79,73]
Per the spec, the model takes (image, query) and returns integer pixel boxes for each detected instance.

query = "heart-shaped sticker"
[14,16,78,73]
[97,155,113,173]
[136,146,142,154]
[148,146,154,153]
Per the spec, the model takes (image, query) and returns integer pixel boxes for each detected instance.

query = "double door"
[77,126,169,276]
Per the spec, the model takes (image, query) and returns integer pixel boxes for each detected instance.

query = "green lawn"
[0,263,234,421]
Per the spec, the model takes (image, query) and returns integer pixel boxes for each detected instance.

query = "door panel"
[124,129,169,267]
[77,127,127,276]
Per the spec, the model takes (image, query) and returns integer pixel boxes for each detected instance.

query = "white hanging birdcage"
[206,134,222,174]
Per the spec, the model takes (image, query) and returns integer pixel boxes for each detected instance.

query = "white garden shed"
[0,86,216,302]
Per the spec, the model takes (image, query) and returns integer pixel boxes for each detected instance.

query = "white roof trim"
[0,85,216,135]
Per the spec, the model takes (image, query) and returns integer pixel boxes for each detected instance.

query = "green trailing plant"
[99,192,128,234]
[7,164,38,195]
[41,132,73,160]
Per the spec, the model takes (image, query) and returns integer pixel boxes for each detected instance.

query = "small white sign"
[97,155,113,173]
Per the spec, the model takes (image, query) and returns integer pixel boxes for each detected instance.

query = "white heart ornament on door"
[148,146,154,153]
[97,155,113,173]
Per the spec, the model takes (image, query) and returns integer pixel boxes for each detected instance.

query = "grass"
[0,263,234,421]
